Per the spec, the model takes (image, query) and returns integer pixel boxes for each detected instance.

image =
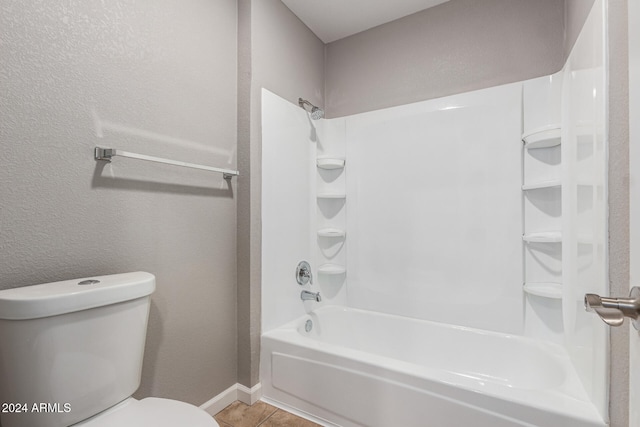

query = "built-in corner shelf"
[318,264,346,275]
[523,282,562,299]
[317,193,346,199]
[522,180,561,191]
[522,232,562,243]
[317,228,346,238]
[317,158,345,170]
[577,234,595,245]
[522,126,561,149]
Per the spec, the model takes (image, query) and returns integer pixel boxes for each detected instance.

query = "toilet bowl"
[0,272,219,427]
[75,398,217,427]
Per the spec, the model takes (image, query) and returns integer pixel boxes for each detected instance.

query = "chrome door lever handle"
[585,287,640,330]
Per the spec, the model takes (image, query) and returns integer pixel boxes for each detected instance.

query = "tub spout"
[301,290,321,302]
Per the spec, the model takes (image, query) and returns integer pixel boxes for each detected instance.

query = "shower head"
[298,98,324,120]
[309,107,324,120]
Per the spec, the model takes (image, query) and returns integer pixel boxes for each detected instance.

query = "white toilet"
[0,272,219,427]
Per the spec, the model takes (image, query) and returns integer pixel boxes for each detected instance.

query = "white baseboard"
[200,382,262,416]
[237,382,262,405]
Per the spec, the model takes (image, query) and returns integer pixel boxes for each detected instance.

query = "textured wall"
[628,2,640,425]
[236,0,325,387]
[0,0,238,407]
[607,1,630,426]
[325,0,565,118]
[236,0,254,391]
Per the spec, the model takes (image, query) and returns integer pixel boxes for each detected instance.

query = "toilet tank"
[0,272,155,427]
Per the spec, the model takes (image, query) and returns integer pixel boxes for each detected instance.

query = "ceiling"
[280,0,450,43]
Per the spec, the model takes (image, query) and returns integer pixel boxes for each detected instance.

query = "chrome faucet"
[301,290,321,302]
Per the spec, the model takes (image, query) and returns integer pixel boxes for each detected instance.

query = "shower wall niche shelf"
[522,180,562,191]
[522,232,562,243]
[317,158,345,170]
[521,72,565,345]
[523,282,562,299]
[318,228,346,238]
[318,264,346,275]
[522,126,561,149]
[315,130,347,298]
[317,193,346,199]
[577,234,595,245]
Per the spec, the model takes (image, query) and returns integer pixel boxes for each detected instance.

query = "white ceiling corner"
[281,0,450,43]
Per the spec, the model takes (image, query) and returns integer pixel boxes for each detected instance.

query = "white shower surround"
[343,83,523,333]
[261,1,608,424]
[262,83,524,335]
[261,95,318,333]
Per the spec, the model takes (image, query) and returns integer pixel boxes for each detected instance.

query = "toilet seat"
[74,397,219,427]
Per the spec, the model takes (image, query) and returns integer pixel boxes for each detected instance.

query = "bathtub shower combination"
[261,2,608,427]
[262,307,603,427]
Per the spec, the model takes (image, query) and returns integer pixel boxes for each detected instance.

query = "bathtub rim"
[261,305,607,427]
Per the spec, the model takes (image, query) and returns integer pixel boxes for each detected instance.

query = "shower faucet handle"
[296,261,313,286]
[584,287,640,330]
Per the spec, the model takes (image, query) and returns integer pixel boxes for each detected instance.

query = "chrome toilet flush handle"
[584,287,640,330]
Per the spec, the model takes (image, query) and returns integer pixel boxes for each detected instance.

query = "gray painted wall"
[607,1,630,426]
[236,0,325,387]
[324,0,565,118]
[237,0,254,390]
[565,0,597,56]
[0,0,238,407]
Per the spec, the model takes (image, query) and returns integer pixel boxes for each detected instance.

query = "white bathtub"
[260,306,606,427]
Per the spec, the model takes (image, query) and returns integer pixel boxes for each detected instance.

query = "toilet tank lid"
[0,272,156,320]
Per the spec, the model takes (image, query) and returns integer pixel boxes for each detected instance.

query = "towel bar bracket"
[95,147,115,161]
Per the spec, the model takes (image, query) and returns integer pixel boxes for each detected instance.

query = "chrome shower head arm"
[298,98,324,120]
[298,98,313,110]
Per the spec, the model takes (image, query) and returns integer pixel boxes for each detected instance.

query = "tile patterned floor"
[214,401,322,427]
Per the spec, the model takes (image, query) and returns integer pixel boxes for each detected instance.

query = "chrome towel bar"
[94,147,239,180]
